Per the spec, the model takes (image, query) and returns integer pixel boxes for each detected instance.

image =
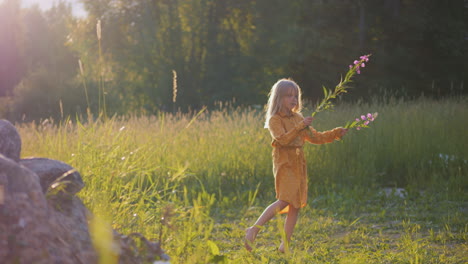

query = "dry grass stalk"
[78,59,90,111]
[172,70,177,104]
[96,20,101,40]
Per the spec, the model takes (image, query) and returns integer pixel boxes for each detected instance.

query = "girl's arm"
[269,116,307,146]
[304,127,344,144]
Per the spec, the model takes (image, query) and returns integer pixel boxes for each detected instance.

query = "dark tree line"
[0,0,466,121]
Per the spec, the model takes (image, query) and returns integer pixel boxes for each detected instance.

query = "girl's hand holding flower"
[339,128,348,137]
[303,117,314,126]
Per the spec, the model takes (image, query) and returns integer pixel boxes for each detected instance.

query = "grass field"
[17,97,468,263]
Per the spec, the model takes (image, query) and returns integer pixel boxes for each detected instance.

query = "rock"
[0,154,43,196]
[19,158,85,196]
[0,120,21,162]
[115,232,171,264]
[0,154,98,264]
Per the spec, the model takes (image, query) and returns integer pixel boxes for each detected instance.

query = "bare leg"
[245,200,288,251]
[278,205,299,253]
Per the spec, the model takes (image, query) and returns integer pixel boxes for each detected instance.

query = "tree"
[0,0,23,97]
[7,1,82,120]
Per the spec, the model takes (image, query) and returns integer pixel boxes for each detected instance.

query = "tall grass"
[17,97,468,263]
[305,96,468,193]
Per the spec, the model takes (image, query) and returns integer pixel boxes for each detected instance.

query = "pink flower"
[361,115,366,120]
[364,121,369,125]
[356,127,361,130]
[349,65,353,69]
[360,55,370,62]
[355,118,360,122]
[354,60,359,65]
[367,113,373,119]
[357,69,361,74]
[361,63,365,68]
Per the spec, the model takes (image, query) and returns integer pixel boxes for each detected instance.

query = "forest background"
[0,0,467,121]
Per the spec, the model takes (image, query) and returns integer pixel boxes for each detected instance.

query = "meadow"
[17,97,468,264]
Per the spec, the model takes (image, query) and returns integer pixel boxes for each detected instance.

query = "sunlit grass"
[17,97,468,263]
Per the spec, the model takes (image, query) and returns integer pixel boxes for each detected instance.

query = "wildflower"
[310,54,371,118]
[345,112,378,130]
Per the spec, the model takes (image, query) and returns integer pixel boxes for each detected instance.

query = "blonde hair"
[264,78,303,128]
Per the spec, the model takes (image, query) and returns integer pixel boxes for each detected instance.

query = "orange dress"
[268,112,343,213]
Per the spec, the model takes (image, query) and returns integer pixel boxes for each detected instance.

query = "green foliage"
[0,2,85,121]
[0,0,23,97]
[1,1,467,120]
[17,97,468,263]
[8,67,84,121]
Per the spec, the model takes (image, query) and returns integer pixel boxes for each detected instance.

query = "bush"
[9,67,86,121]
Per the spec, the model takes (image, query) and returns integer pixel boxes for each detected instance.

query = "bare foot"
[244,226,259,252]
[278,241,288,253]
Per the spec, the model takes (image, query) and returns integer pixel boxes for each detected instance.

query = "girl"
[244,78,347,253]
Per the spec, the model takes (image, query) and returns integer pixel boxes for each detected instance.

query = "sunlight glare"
[21,0,86,17]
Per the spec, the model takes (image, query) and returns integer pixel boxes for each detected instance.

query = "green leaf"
[345,121,358,129]
[322,86,328,97]
[209,255,227,263]
[207,240,220,255]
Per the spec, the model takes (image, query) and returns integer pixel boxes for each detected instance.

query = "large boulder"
[0,154,97,264]
[0,120,21,161]
[19,157,85,196]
